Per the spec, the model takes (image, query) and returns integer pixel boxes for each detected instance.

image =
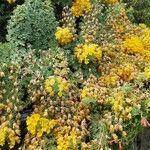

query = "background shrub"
[0,0,24,42]
[7,0,57,50]
[124,0,150,25]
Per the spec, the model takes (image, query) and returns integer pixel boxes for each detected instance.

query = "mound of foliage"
[123,0,150,25]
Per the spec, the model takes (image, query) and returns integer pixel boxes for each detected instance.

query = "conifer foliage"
[7,0,57,50]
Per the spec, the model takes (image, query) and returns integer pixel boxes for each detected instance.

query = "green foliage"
[0,62,25,106]
[0,42,23,66]
[0,1,14,42]
[52,0,72,6]
[0,0,24,42]
[144,99,150,110]
[121,83,133,94]
[7,0,58,50]
[0,42,12,64]
[44,135,57,150]
[81,97,97,105]
[123,117,143,144]
[90,114,109,150]
[124,0,150,25]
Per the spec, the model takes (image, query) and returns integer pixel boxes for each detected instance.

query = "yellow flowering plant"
[115,63,137,82]
[26,113,57,138]
[74,43,102,64]
[0,124,20,149]
[5,0,16,4]
[55,27,74,45]
[71,0,92,17]
[103,0,118,5]
[144,66,150,80]
[123,25,150,58]
[44,76,70,97]
[123,36,145,54]
[55,6,76,46]
[56,130,78,150]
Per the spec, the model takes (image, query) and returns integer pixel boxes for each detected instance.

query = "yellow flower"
[74,43,102,64]
[0,127,7,146]
[100,75,119,86]
[80,86,98,100]
[8,128,20,149]
[55,27,73,45]
[103,0,118,5]
[109,91,135,121]
[139,23,147,29]
[0,126,20,149]
[49,120,57,129]
[56,129,77,150]
[144,50,150,62]
[6,0,16,4]
[141,29,150,49]
[116,63,136,82]
[44,76,70,97]
[0,104,5,110]
[69,130,77,146]
[27,114,57,137]
[144,66,150,80]
[122,131,127,137]
[26,114,40,135]
[80,88,88,99]
[123,36,144,54]
[56,135,70,150]
[112,133,119,143]
[71,0,92,17]
[37,117,50,137]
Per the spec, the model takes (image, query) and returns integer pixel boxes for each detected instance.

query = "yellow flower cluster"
[74,43,102,64]
[44,76,70,97]
[108,91,134,121]
[26,114,57,138]
[55,27,73,45]
[123,36,144,54]
[139,23,147,29]
[8,128,20,149]
[144,66,150,80]
[71,0,92,17]
[80,86,98,100]
[5,0,16,4]
[0,125,20,149]
[0,127,7,147]
[80,75,109,104]
[123,27,150,57]
[56,130,77,150]
[103,0,118,5]
[141,29,150,49]
[99,63,136,86]
[116,63,136,82]
[100,75,119,87]
[141,28,150,61]
[144,50,150,61]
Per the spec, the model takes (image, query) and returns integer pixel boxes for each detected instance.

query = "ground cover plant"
[0,0,150,149]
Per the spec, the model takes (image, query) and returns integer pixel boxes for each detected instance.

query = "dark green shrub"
[124,0,150,25]
[0,0,24,42]
[7,0,58,50]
